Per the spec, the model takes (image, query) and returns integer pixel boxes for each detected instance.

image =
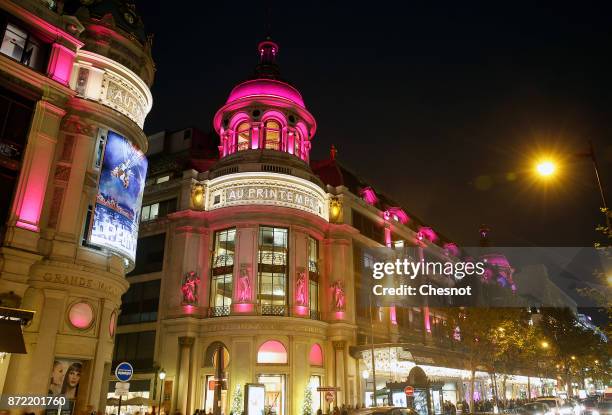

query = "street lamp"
[158,369,166,415]
[541,341,549,349]
[533,141,610,231]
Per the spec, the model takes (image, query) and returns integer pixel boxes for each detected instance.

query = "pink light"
[68,302,94,329]
[47,43,75,85]
[227,79,305,107]
[417,226,438,242]
[182,304,196,314]
[423,306,431,333]
[334,311,345,320]
[257,340,288,364]
[234,303,254,313]
[385,227,392,248]
[294,305,308,316]
[16,220,38,231]
[443,242,460,257]
[390,306,397,325]
[360,187,378,205]
[386,207,409,224]
[309,344,324,366]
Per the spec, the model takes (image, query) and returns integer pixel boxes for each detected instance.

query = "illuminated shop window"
[210,229,235,310]
[257,340,287,364]
[258,227,288,314]
[308,237,319,318]
[236,122,250,151]
[264,120,281,150]
[0,23,45,72]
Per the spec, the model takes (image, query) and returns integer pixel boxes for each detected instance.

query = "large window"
[236,122,250,151]
[113,331,155,371]
[308,237,319,318]
[258,226,288,314]
[264,120,281,150]
[210,229,235,314]
[118,280,160,325]
[141,198,177,222]
[292,130,301,157]
[0,22,46,71]
[128,233,166,276]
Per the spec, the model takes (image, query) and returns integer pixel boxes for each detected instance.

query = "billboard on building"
[89,130,147,262]
[47,359,83,415]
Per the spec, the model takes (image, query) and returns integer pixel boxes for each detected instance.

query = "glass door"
[257,374,285,415]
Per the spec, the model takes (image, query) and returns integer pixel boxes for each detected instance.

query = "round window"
[68,302,94,330]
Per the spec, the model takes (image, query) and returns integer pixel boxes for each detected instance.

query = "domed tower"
[211,38,319,182]
[0,0,153,410]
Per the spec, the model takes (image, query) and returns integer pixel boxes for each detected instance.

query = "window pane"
[1,24,27,61]
[264,120,281,150]
[258,227,288,307]
[236,122,250,151]
[150,203,159,219]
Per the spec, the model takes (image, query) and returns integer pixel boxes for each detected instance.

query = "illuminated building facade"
[0,0,153,412]
[118,39,553,415]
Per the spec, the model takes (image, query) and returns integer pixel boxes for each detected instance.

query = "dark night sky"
[137,1,612,249]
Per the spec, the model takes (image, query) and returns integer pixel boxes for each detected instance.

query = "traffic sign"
[115,382,130,397]
[317,387,341,392]
[115,362,134,382]
[404,386,414,396]
[325,391,334,403]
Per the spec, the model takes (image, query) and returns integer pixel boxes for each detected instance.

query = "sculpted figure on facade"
[295,269,306,306]
[181,271,200,304]
[238,264,251,302]
[331,280,346,311]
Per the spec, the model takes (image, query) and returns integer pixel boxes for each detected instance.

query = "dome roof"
[226,79,305,108]
[63,0,147,44]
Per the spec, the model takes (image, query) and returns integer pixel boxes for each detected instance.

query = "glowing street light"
[541,341,550,349]
[535,160,557,177]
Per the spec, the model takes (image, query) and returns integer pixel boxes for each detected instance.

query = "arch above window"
[309,343,323,366]
[257,340,287,364]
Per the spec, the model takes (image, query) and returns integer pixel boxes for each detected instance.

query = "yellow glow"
[541,341,549,349]
[571,355,576,360]
[536,160,556,177]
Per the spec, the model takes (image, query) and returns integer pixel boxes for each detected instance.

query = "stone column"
[87,301,114,411]
[333,341,348,406]
[232,226,257,315]
[176,336,195,415]
[4,289,66,396]
[4,99,65,250]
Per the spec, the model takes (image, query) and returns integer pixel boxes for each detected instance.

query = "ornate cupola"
[211,38,318,181]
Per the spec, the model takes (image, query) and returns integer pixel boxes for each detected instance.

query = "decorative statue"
[295,270,306,306]
[238,264,251,302]
[331,280,346,311]
[181,271,200,304]
[191,183,204,209]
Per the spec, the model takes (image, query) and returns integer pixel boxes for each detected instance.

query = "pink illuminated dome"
[213,38,316,162]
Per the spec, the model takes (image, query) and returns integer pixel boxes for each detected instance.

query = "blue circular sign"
[115,362,133,382]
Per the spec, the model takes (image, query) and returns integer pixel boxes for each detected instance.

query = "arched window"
[309,343,323,366]
[257,340,287,364]
[293,130,301,158]
[236,122,250,151]
[264,120,281,150]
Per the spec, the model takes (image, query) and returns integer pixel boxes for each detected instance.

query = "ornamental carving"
[191,183,205,210]
[237,264,251,302]
[181,271,200,305]
[295,269,307,306]
[331,280,346,311]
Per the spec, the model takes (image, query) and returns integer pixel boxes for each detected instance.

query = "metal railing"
[208,306,230,317]
[260,304,286,316]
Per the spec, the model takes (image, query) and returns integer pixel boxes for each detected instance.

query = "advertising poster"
[47,359,83,415]
[245,384,265,415]
[89,130,147,262]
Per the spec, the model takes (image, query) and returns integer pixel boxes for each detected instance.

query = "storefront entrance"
[203,375,227,414]
[257,374,286,415]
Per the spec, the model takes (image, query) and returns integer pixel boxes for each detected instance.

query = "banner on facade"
[89,130,148,262]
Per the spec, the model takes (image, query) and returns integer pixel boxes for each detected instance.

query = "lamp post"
[158,369,166,415]
[534,141,610,231]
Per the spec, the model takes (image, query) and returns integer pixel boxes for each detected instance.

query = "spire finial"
[330,145,337,160]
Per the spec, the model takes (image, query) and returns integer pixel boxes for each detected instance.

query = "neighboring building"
[0,0,153,413]
[119,39,547,415]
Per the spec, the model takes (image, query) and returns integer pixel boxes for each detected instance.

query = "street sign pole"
[118,395,122,415]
